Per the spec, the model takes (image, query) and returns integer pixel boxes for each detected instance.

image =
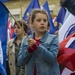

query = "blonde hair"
[30,9,48,23]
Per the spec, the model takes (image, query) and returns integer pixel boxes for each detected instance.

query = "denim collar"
[29,32,49,43]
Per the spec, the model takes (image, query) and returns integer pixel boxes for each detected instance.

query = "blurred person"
[6,20,28,75]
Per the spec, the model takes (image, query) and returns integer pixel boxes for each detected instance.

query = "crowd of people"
[0,0,75,75]
[6,9,60,75]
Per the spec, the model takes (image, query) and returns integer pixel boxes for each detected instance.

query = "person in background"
[18,9,60,75]
[6,20,28,75]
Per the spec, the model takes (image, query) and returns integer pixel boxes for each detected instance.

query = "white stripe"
[59,13,75,43]
[65,37,75,48]
[0,40,3,64]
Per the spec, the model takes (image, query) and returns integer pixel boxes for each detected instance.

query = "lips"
[40,26,45,28]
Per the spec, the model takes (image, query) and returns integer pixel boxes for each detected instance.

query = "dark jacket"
[61,0,75,16]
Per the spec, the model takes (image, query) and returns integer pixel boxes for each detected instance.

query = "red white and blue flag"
[57,13,75,75]
[57,33,75,71]
[7,19,15,40]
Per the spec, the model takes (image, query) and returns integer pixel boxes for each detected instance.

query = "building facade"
[4,0,60,24]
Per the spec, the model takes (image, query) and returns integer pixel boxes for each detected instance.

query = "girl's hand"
[28,38,36,47]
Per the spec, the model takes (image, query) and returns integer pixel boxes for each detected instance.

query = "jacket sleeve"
[18,37,32,66]
[37,35,59,64]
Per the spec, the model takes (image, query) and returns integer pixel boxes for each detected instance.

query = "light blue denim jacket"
[18,32,60,75]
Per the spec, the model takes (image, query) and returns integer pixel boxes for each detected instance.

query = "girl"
[18,9,60,75]
[7,20,28,75]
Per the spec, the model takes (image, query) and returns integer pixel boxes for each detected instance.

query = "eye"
[36,19,41,22]
[17,26,20,29]
[14,26,16,29]
[14,26,20,29]
[43,19,47,22]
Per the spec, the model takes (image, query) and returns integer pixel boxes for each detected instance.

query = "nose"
[41,20,44,25]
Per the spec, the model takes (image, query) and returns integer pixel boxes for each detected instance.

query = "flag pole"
[20,0,22,20]
[9,12,29,39]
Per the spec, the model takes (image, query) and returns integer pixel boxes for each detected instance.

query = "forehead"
[35,13,48,19]
[14,24,21,28]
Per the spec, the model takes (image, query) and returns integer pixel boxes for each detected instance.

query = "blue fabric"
[0,63,7,75]
[22,0,40,21]
[43,0,55,34]
[0,1,9,68]
[69,40,75,50]
[65,24,75,37]
[0,0,9,3]
[55,7,66,31]
[56,7,66,25]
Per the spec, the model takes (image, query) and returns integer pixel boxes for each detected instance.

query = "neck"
[34,32,45,39]
[17,35,24,41]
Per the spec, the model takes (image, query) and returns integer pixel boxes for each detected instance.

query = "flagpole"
[20,0,22,20]
[9,12,29,39]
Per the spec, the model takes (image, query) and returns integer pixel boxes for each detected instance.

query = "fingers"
[28,38,36,47]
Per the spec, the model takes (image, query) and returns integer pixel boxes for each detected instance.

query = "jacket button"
[10,63,12,65]
[36,61,38,63]
[10,53,12,55]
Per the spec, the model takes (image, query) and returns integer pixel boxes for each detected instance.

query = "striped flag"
[59,13,75,43]
[8,19,15,40]
[57,13,75,72]
[57,33,75,71]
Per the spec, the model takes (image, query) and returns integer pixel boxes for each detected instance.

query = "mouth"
[40,26,45,28]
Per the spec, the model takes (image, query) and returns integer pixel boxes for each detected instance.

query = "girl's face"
[14,25,23,36]
[31,13,48,33]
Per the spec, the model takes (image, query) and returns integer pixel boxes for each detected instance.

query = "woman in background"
[6,20,28,75]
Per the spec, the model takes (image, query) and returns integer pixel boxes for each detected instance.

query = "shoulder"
[8,39,14,44]
[7,39,14,47]
[41,32,58,44]
[47,33,58,40]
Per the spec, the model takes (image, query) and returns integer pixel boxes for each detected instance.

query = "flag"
[0,0,9,3]
[42,0,55,34]
[53,7,66,31]
[0,62,7,75]
[57,33,75,71]
[8,19,16,40]
[0,1,9,68]
[56,7,66,25]
[58,12,75,74]
[22,0,40,21]
[59,13,75,43]
[0,40,3,65]
[63,9,71,24]
[61,68,73,75]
